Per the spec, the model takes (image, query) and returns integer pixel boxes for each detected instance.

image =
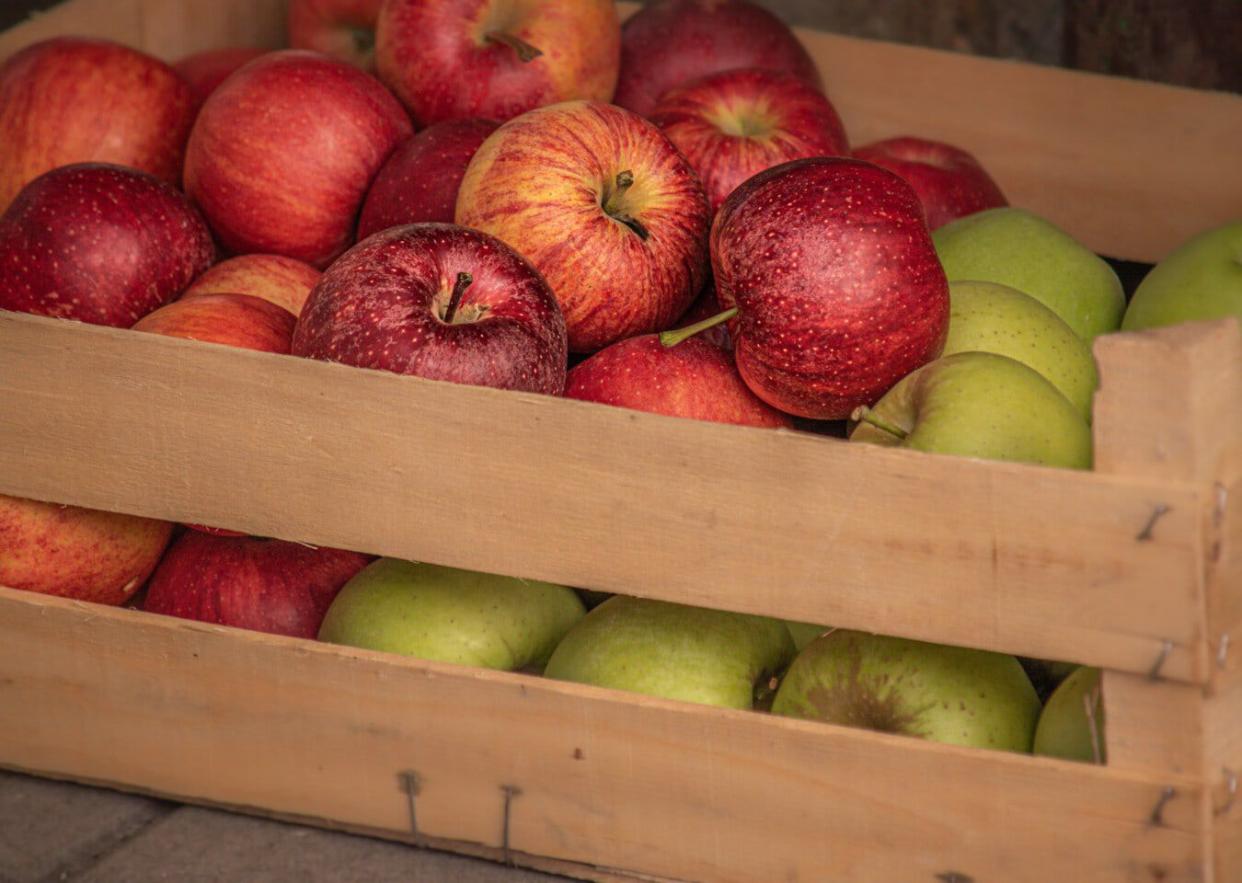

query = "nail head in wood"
[1148,786,1176,827]
[501,784,523,866]
[1215,768,1238,817]
[1136,503,1170,542]
[1147,640,1173,680]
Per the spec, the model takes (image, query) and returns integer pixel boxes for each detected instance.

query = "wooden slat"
[3,2,1239,262]
[0,311,1209,682]
[1101,671,1205,779]
[1205,667,1242,882]
[0,587,1208,883]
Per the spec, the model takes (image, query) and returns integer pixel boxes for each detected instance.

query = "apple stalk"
[851,405,909,440]
[442,271,473,324]
[602,170,650,241]
[659,307,738,348]
[485,31,543,63]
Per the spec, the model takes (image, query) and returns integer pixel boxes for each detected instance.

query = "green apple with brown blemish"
[772,629,1041,751]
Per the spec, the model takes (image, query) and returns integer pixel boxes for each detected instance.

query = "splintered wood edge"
[0,312,1213,683]
[0,586,1210,883]
[1,1,1238,261]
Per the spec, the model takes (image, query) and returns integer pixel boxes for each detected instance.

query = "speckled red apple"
[853,137,1007,230]
[288,0,384,71]
[133,293,297,354]
[456,100,711,353]
[375,0,620,125]
[358,118,500,239]
[614,0,822,119]
[711,157,949,420]
[174,47,267,112]
[184,50,412,269]
[565,328,792,428]
[0,37,196,212]
[180,254,322,318]
[0,494,173,606]
[0,163,215,328]
[651,67,848,214]
[144,531,372,639]
[293,223,567,394]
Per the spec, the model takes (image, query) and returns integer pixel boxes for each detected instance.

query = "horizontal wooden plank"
[0,586,1208,883]
[3,2,1238,263]
[1102,671,1205,779]
[0,311,1210,681]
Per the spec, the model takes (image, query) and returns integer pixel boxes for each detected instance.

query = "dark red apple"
[132,293,297,352]
[0,163,215,328]
[184,50,413,269]
[292,223,567,394]
[180,254,322,318]
[711,157,949,420]
[614,0,822,119]
[0,494,172,606]
[357,118,500,239]
[565,317,791,428]
[456,100,711,353]
[174,47,267,111]
[375,0,620,125]
[144,531,372,638]
[0,37,196,212]
[853,136,1007,230]
[651,67,848,214]
[288,0,384,71]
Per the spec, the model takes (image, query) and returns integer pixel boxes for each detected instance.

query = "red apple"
[184,50,413,269]
[456,100,711,353]
[0,163,216,328]
[853,136,1007,230]
[0,37,196,212]
[292,223,567,394]
[565,318,792,428]
[181,254,322,318]
[375,0,620,125]
[144,531,372,638]
[0,494,172,606]
[357,118,500,240]
[288,0,384,71]
[711,157,949,420]
[651,67,848,214]
[132,293,297,353]
[174,47,267,112]
[614,0,822,119]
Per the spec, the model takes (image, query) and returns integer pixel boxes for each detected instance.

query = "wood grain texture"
[0,311,1210,682]
[1102,671,1205,780]
[0,586,1208,883]
[2,2,1239,261]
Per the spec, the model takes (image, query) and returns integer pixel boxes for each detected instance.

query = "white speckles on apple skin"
[292,223,567,395]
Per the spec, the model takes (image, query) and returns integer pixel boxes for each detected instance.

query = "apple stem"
[485,31,543,63]
[443,272,473,324]
[603,170,650,242]
[659,307,738,347]
[351,27,375,56]
[851,405,909,441]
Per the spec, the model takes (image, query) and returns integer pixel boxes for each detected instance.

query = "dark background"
[2,0,1239,92]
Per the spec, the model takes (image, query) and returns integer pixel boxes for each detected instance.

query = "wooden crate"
[2,1,1241,881]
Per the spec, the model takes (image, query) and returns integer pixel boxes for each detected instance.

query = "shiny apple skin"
[375,0,620,125]
[293,223,567,394]
[132,293,297,354]
[711,157,949,420]
[183,50,413,269]
[0,163,215,328]
[0,37,196,212]
[456,100,711,353]
[651,67,848,214]
[853,136,1007,230]
[180,254,322,318]
[174,47,268,112]
[614,0,822,118]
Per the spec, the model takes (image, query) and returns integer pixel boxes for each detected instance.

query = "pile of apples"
[1,0,1238,766]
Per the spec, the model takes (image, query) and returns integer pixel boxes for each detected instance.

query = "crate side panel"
[0,313,1207,681]
[0,588,1208,883]
[1102,671,1205,779]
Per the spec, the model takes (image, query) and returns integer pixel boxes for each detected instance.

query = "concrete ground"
[0,770,566,883]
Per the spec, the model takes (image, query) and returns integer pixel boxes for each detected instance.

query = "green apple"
[1032,666,1105,763]
[933,207,1125,342]
[543,596,796,709]
[1122,220,1242,331]
[849,351,1093,469]
[772,629,1041,751]
[944,280,1099,420]
[785,620,830,652]
[318,558,585,671]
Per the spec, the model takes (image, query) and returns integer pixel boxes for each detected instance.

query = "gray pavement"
[0,771,566,883]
